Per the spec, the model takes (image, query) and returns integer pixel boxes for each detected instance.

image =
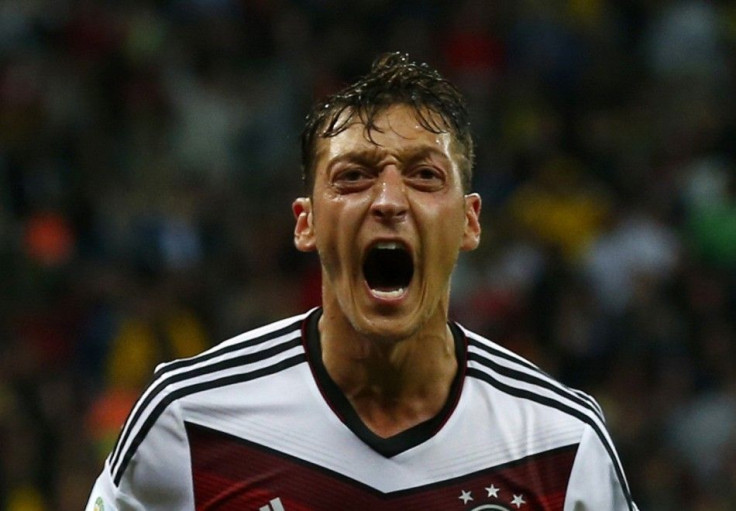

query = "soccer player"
[85,53,638,510]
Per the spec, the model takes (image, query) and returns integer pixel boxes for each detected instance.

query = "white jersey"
[86,308,637,511]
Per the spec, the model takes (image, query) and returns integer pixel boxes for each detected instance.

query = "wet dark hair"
[300,52,475,193]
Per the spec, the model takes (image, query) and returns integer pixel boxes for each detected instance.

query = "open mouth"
[363,241,414,298]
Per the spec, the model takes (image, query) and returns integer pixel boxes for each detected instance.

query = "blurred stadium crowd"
[1,0,736,509]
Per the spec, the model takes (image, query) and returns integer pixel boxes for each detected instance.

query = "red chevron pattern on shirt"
[187,422,577,511]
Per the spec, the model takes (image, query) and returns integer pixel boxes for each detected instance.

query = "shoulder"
[148,310,310,408]
[106,310,312,487]
[459,324,606,425]
[153,310,310,382]
[460,325,637,507]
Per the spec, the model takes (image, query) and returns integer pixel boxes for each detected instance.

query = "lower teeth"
[372,288,405,299]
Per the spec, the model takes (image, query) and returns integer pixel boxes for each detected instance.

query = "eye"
[332,167,374,192]
[407,166,445,190]
[341,168,369,181]
[415,167,439,180]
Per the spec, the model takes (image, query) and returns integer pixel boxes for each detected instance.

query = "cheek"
[422,207,467,265]
[315,227,340,263]
[316,196,370,239]
[313,211,354,272]
[423,201,466,238]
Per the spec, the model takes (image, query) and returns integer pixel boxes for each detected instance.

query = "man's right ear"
[292,197,316,252]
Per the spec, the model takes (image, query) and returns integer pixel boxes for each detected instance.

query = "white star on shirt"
[458,490,473,504]
[485,484,500,498]
[511,494,526,508]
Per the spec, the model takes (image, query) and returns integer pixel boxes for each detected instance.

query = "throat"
[331,343,459,438]
[315,309,461,438]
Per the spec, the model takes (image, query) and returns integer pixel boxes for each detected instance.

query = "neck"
[317,309,458,437]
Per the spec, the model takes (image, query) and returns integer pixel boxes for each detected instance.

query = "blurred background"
[1,0,735,509]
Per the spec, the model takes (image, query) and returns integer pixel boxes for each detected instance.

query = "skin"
[293,104,481,437]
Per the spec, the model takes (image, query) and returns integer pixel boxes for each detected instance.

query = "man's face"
[293,104,481,342]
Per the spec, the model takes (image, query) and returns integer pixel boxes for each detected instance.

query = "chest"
[182,374,580,510]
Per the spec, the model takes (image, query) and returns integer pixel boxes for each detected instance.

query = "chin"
[352,311,424,344]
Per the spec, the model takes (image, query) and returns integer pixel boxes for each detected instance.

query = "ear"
[461,193,481,251]
[292,197,316,252]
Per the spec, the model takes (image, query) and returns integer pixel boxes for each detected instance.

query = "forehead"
[314,104,461,167]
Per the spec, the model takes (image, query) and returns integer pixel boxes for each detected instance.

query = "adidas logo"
[259,497,285,511]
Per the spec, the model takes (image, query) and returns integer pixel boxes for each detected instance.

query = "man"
[86,53,637,510]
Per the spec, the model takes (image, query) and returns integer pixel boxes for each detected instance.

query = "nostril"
[371,182,409,219]
[371,202,408,220]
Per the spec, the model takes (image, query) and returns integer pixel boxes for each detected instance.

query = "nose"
[370,167,408,222]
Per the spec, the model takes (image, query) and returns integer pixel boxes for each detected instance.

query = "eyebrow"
[329,148,384,167]
[400,146,453,167]
[326,145,453,170]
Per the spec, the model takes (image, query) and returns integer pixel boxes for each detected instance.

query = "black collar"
[303,308,467,457]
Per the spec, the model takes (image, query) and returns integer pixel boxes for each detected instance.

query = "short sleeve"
[564,424,638,510]
[84,396,194,510]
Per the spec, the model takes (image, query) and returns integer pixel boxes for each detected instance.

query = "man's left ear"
[292,197,316,252]
[461,193,481,251]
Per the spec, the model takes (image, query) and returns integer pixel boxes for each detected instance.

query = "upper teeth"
[375,242,402,250]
